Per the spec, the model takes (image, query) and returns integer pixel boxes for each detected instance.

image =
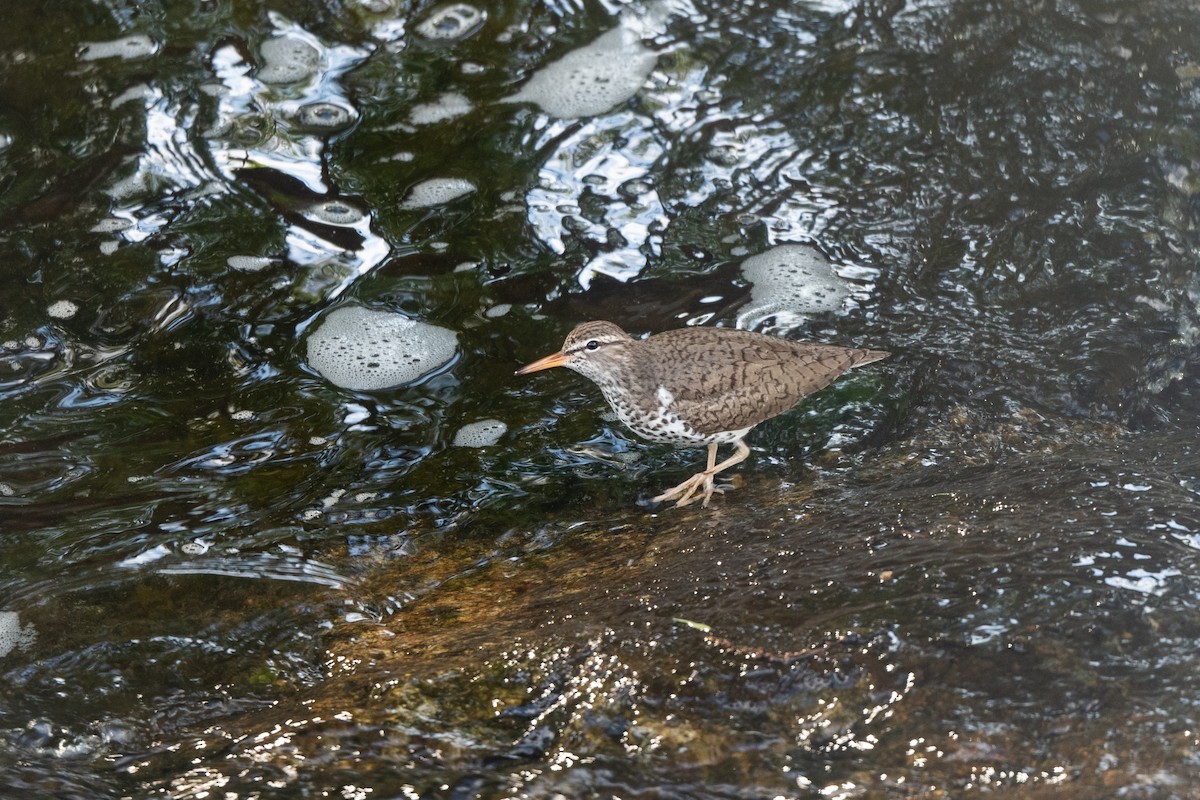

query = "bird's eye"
[585,339,600,351]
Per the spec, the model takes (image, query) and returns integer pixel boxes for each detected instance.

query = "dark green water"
[2,0,1200,797]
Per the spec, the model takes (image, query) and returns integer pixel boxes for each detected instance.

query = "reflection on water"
[0,0,1199,796]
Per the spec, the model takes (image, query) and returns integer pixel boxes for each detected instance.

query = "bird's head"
[515,321,634,381]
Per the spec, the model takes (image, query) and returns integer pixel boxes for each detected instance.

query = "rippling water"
[1,0,1199,796]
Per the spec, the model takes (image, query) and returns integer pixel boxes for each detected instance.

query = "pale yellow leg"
[652,439,751,508]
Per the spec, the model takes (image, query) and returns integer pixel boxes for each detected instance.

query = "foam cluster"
[296,101,356,132]
[507,27,658,118]
[737,244,852,329]
[400,178,476,209]
[306,306,458,391]
[227,255,273,272]
[79,34,157,61]
[48,300,79,319]
[0,611,35,658]
[410,92,473,125]
[258,35,320,83]
[416,4,486,40]
[452,419,508,447]
[305,200,366,225]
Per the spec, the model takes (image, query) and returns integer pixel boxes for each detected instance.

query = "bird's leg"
[653,439,751,508]
[654,442,719,507]
[688,438,750,507]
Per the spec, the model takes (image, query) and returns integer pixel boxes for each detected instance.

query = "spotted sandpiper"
[516,321,889,508]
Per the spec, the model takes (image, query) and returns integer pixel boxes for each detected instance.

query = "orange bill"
[515,351,567,375]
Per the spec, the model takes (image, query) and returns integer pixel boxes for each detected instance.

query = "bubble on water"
[416,4,486,40]
[306,305,458,391]
[79,34,157,62]
[258,35,320,84]
[105,164,153,200]
[409,92,473,125]
[47,300,78,320]
[505,27,658,119]
[295,101,357,132]
[227,255,274,272]
[305,200,366,225]
[400,177,476,209]
[736,244,852,330]
[91,218,131,233]
[452,419,507,447]
[0,611,35,658]
[111,83,154,108]
[484,303,511,318]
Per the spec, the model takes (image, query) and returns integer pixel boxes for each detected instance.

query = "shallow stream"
[2,0,1200,797]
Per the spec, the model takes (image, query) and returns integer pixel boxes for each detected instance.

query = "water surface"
[1,0,1199,797]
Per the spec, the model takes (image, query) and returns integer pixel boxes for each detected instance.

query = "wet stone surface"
[0,0,1199,798]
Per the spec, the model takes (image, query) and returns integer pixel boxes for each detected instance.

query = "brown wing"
[644,329,886,436]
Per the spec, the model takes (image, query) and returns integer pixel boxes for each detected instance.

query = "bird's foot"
[653,470,725,508]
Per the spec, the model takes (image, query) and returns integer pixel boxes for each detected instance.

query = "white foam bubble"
[296,102,357,131]
[0,611,36,658]
[305,200,366,225]
[111,83,155,107]
[506,27,658,119]
[736,244,852,330]
[227,255,274,272]
[416,4,486,40]
[400,177,476,209]
[307,305,458,391]
[258,35,320,84]
[80,34,157,62]
[48,300,78,319]
[409,92,473,125]
[452,419,507,447]
[91,218,131,233]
